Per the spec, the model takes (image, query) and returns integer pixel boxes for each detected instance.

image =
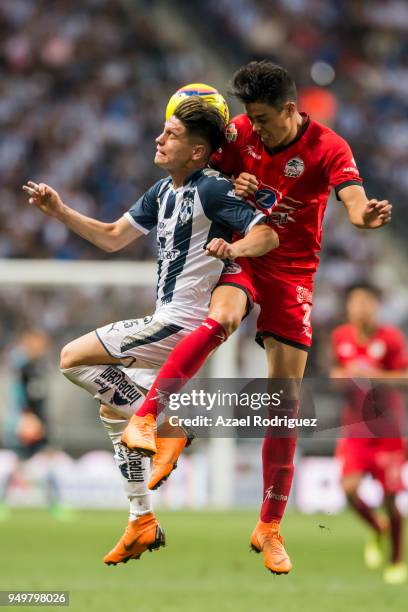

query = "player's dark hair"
[345,282,382,301]
[231,60,297,110]
[174,97,226,154]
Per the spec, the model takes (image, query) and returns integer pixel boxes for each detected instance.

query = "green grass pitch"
[0,509,406,611]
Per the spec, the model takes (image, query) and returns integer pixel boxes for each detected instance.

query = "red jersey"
[211,113,362,272]
[332,323,407,444]
[332,324,407,373]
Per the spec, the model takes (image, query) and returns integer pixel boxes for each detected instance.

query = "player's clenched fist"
[205,238,236,261]
[234,172,258,198]
[22,181,64,218]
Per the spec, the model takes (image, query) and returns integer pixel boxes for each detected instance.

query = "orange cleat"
[148,420,194,490]
[250,520,292,575]
[103,512,165,565]
[121,414,157,456]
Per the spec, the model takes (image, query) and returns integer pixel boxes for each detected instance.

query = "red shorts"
[336,438,406,494]
[218,257,314,351]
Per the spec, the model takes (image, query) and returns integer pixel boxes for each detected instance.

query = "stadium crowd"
[0,0,202,261]
[1,0,407,371]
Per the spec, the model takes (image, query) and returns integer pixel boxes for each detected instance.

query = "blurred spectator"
[0,329,72,519]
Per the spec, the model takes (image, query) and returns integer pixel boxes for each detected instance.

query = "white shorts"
[96,313,189,370]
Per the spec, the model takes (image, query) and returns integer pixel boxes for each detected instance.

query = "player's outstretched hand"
[205,238,236,261]
[362,199,392,228]
[234,173,258,198]
[22,181,64,218]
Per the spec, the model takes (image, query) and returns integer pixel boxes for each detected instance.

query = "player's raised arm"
[338,184,392,230]
[22,181,144,252]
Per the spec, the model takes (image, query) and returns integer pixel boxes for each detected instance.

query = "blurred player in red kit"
[332,283,407,584]
[122,61,392,574]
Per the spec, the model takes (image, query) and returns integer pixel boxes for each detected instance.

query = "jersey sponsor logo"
[255,188,277,210]
[222,261,242,275]
[158,246,181,261]
[243,144,261,160]
[226,122,238,143]
[94,366,142,407]
[117,446,145,483]
[252,181,298,225]
[342,166,359,175]
[284,157,305,178]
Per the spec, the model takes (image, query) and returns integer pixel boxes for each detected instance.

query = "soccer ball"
[165,83,229,124]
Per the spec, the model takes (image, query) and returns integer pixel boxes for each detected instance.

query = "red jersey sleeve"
[383,327,408,371]
[210,114,249,177]
[322,132,363,200]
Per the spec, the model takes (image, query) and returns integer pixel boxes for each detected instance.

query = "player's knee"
[222,316,240,337]
[60,342,81,369]
[209,310,241,337]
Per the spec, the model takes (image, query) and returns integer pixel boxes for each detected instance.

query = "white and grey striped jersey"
[124,167,264,330]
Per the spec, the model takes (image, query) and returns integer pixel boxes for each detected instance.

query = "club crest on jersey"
[284,157,304,178]
[226,122,238,143]
[178,189,195,225]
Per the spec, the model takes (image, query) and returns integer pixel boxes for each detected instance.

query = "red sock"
[347,494,384,532]
[260,398,299,523]
[260,436,297,523]
[136,318,227,418]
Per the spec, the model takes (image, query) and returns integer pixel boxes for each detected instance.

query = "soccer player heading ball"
[22,96,278,565]
[122,61,392,575]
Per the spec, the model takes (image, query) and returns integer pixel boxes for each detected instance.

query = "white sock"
[62,365,145,419]
[100,415,152,520]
